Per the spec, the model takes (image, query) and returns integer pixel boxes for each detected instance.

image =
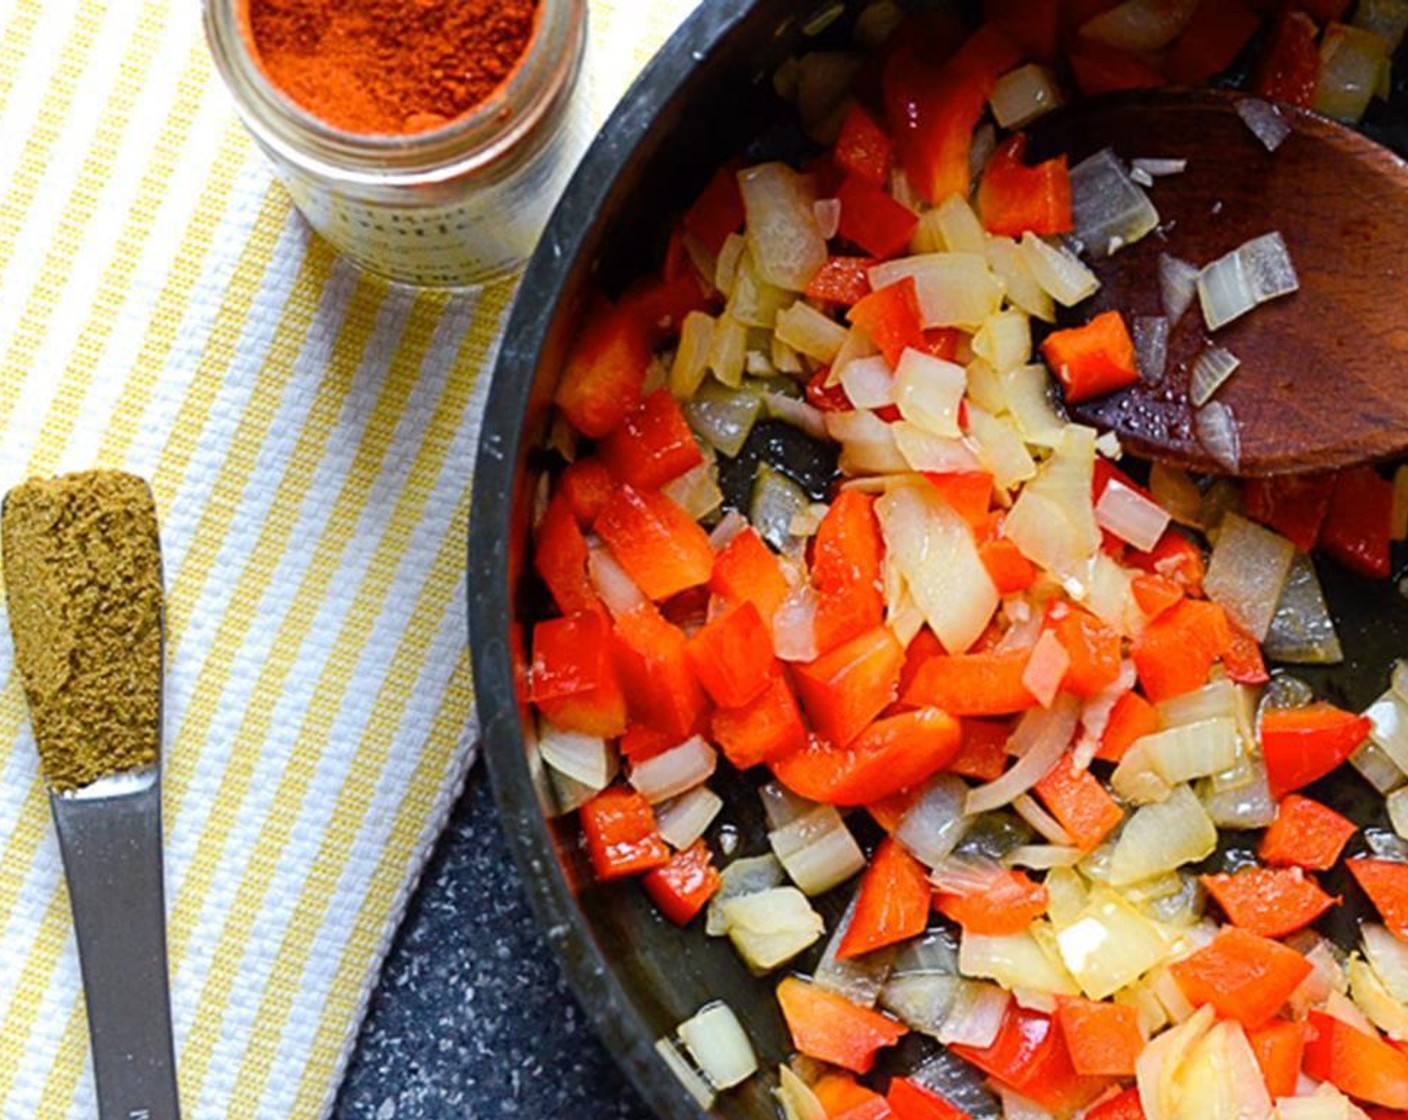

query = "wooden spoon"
[1024,88,1408,477]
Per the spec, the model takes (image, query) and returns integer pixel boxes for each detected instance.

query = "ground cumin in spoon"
[3,471,162,791]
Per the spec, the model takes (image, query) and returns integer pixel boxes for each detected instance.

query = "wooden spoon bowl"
[1026,89,1408,476]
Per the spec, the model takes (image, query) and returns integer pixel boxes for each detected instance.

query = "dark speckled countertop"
[330,765,656,1120]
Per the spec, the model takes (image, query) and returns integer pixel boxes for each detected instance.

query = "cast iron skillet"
[467,3,1408,1118]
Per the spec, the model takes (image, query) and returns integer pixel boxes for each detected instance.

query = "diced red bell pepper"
[1347,858,1408,941]
[899,627,945,701]
[1304,1010,1408,1109]
[848,277,925,367]
[619,270,711,344]
[1201,866,1338,939]
[686,601,777,708]
[1067,41,1166,96]
[951,717,1013,781]
[983,0,1059,60]
[813,489,884,592]
[619,723,677,764]
[1126,528,1206,594]
[599,389,703,491]
[934,867,1048,935]
[596,484,714,601]
[886,1077,972,1120]
[1248,1019,1308,1099]
[838,837,931,958]
[1168,927,1312,1028]
[1096,690,1160,763]
[1056,997,1144,1077]
[979,535,1038,594]
[776,976,907,1075]
[815,585,887,657]
[1041,311,1138,405]
[580,785,670,881]
[773,707,962,806]
[534,493,600,615]
[710,526,789,624]
[807,256,876,306]
[1241,471,1335,552]
[641,839,720,924]
[1130,597,1231,703]
[1223,622,1270,685]
[807,366,855,413]
[612,604,708,740]
[1259,794,1359,870]
[1322,466,1394,579]
[1085,1087,1146,1120]
[554,299,651,439]
[710,675,808,770]
[1033,753,1124,851]
[1163,0,1261,85]
[530,611,627,737]
[558,457,614,525]
[837,174,920,260]
[1048,604,1121,699]
[816,1074,894,1120]
[903,647,1037,715]
[882,27,1022,205]
[950,1005,1110,1114]
[1260,702,1372,798]
[1256,10,1321,107]
[834,102,894,187]
[977,134,1072,238]
[682,163,744,256]
[1130,573,1184,620]
[925,471,993,528]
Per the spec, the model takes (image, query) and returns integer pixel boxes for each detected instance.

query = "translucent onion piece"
[684,381,762,457]
[1356,0,1408,51]
[1363,922,1408,1002]
[814,894,897,1007]
[896,775,972,867]
[967,697,1080,815]
[1242,231,1301,305]
[933,194,987,255]
[775,300,849,362]
[707,854,786,936]
[1158,252,1200,327]
[738,162,828,291]
[588,547,647,618]
[1204,513,1295,640]
[1055,889,1171,999]
[663,458,724,522]
[1006,844,1083,870]
[990,63,1063,129]
[775,1066,827,1120]
[999,364,1066,448]
[986,234,1056,322]
[670,311,717,398]
[714,233,747,296]
[1133,314,1169,384]
[1080,0,1198,52]
[730,252,793,328]
[831,322,879,381]
[813,197,841,240]
[708,510,748,552]
[656,785,723,850]
[1348,953,1408,1041]
[1022,630,1071,709]
[707,311,749,387]
[630,736,717,804]
[1313,23,1391,124]
[773,585,819,664]
[1350,737,1407,794]
[876,481,998,652]
[1136,1004,1217,1120]
[966,405,1037,490]
[936,980,1011,1047]
[1189,344,1240,407]
[677,1001,758,1091]
[1194,401,1240,473]
[894,423,983,474]
[1235,98,1291,152]
[1012,792,1076,846]
[868,253,1005,329]
[1002,426,1102,583]
[840,354,897,409]
[959,927,1081,996]
[1201,754,1276,830]
[1097,478,1171,553]
[752,465,810,553]
[1365,687,1408,773]
[764,393,829,440]
[1019,233,1100,306]
[893,348,966,435]
[881,972,960,1036]
[1174,1020,1273,1120]
[1068,148,1161,257]
[538,720,616,792]
[720,887,826,972]
[1110,784,1217,887]
[1263,553,1343,663]
[1139,717,1241,785]
[826,408,910,475]
[769,805,866,896]
[1390,786,1408,839]
[654,1037,717,1111]
[972,309,1031,373]
[759,780,815,831]
[1131,157,1187,177]
[1197,251,1256,332]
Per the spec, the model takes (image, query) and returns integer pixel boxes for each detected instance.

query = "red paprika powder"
[244,0,540,136]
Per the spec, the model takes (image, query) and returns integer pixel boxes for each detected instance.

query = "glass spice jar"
[203,0,589,287]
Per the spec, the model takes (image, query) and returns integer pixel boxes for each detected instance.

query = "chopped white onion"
[1003,426,1102,583]
[677,1001,758,1090]
[654,1037,717,1111]
[1022,630,1071,709]
[707,854,785,935]
[775,1066,827,1120]
[772,585,819,663]
[1056,888,1171,999]
[1199,232,1299,331]
[936,980,1011,1048]
[1194,401,1240,473]
[933,193,987,255]
[1240,231,1300,304]
[896,775,972,867]
[1097,478,1172,553]
[813,197,841,240]
[868,253,1005,329]
[1131,157,1188,177]
[1363,923,1408,1003]
[827,407,910,475]
[1020,233,1100,306]
[738,162,828,291]
[776,300,849,363]
[840,354,896,409]
[720,887,825,972]
[1356,0,1408,50]
[1201,754,1277,830]
[655,785,723,850]
[1136,1004,1216,1120]
[684,381,762,457]
[1109,784,1217,887]
[814,894,897,1007]
[877,481,998,652]
[986,234,1056,322]
[1133,315,1169,384]
[1138,717,1241,785]
[670,311,717,399]
[1264,553,1343,664]
[893,347,966,435]
[1068,149,1161,258]
[1080,0,1198,51]
[990,63,1063,129]
[1314,23,1391,124]
[1235,98,1292,152]
[1007,844,1084,870]
[972,310,1031,373]
[765,393,829,440]
[960,927,1081,996]
[1189,345,1240,407]
[751,465,810,551]
[588,547,647,617]
[966,405,1038,490]
[538,720,616,791]
[893,423,983,474]
[967,697,1080,815]
[1158,252,1200,327]
[1012,792,1076,846]
[630,736,717,804]
[1348,953,1408,1042]
[769,805,866,896]
[1204,513,1295,640]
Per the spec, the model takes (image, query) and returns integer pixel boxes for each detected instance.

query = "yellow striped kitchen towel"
[0,0,699,1117]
